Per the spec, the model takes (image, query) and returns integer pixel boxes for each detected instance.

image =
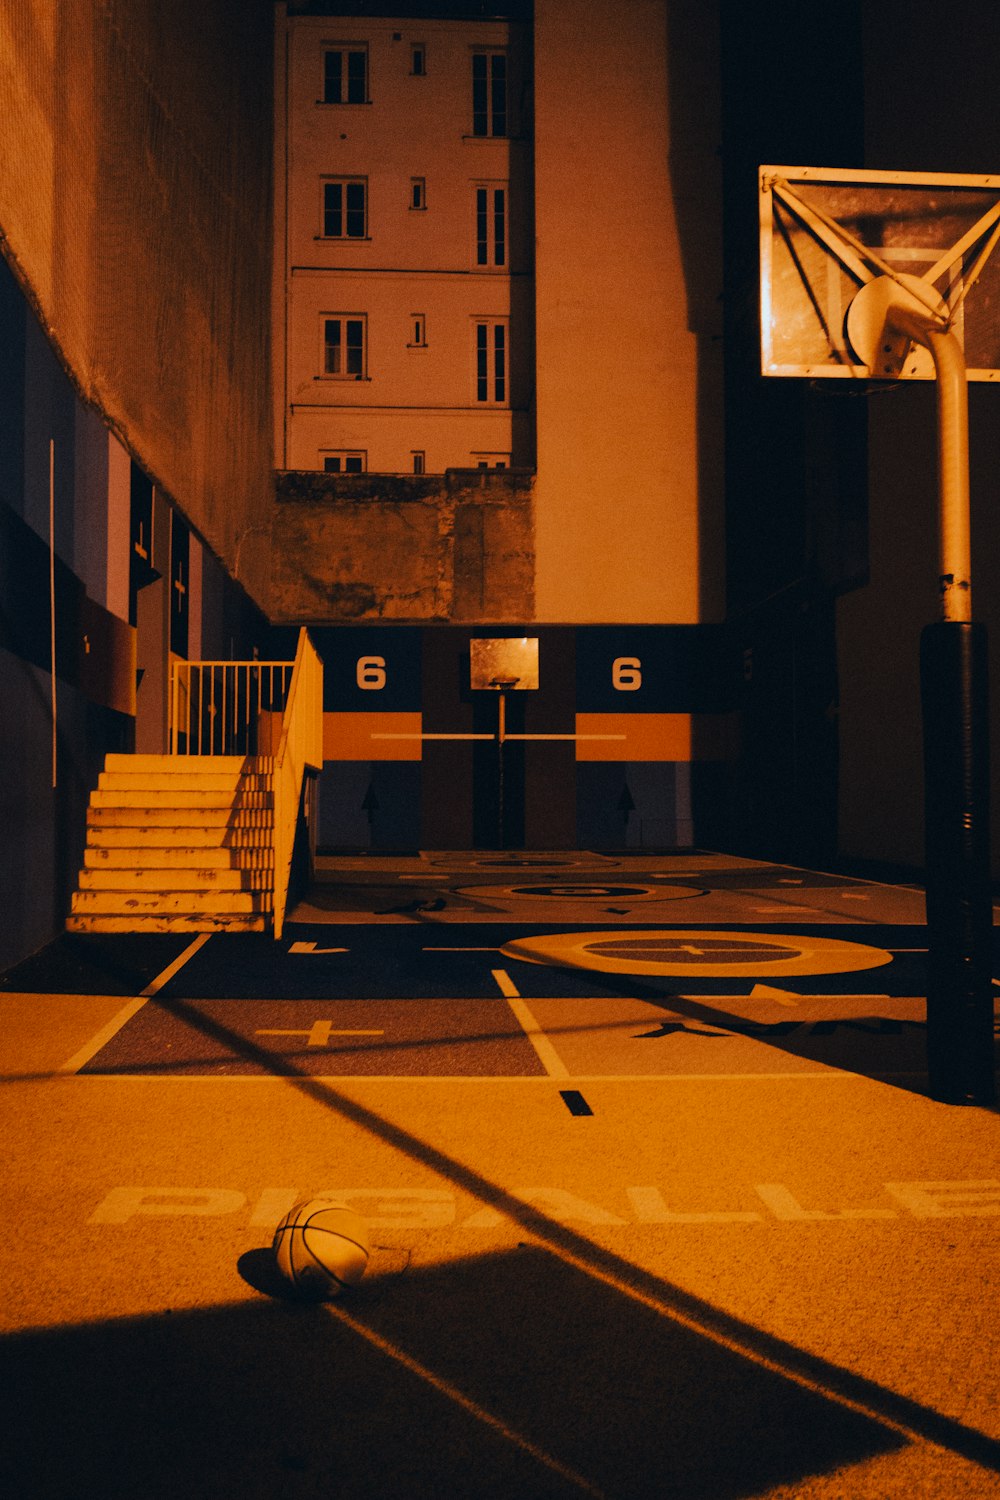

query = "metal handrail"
[272,629,324,939]
[170,659,294,756]
[169,636,324,938]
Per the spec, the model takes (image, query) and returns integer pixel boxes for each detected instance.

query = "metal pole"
[889,308,994,1103]
[49,439,57,788]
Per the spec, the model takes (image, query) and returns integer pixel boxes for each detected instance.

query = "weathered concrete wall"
[271,470,534,623]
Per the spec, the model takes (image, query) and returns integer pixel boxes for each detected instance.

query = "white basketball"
[272,1197,370,1297]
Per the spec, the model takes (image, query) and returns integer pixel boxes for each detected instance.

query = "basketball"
[272,1197,370,1298]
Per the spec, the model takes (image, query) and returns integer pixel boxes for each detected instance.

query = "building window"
[322,179,367,239]
[411,44,426,76]
[472,454,509,469]
[322,451,366,473]
[409,314,427,347]
[475,185,506,267]
[474,319,507,403]
[472,52,506,137]
[412,451,425,474]
[323,47,367,104]
[410,177,426,211]
[322,316,366,378]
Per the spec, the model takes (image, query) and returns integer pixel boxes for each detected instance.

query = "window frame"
[320,314,367,380]
[474,182,507,268]
[320,45,369,106]
[473,318,508,405]
[471,50,507,138]
[320,177,368,240]
[321,450,367,474]
[410,177,427,211]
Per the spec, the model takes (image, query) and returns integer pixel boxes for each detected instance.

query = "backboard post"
[758,165,995,1103]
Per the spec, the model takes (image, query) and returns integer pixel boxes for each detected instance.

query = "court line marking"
[491,969,521,999]
[65,1070,870,1083]
[327,1302,605,1498]
[141,934,212,997]
[493,968,573,1080]
[58,934,212,1075]
[59,998,150,1075]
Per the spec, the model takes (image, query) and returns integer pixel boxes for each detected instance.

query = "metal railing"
[170,660,294,756]
[169,633,324,939]
[272,629,324,939]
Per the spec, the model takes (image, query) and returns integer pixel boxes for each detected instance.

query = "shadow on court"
[2,1246,905,1500]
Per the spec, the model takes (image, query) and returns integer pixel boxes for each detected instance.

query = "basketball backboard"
[469,636,539,690]
[759,165,1000,380]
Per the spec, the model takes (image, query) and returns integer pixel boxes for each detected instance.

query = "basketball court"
[2,849,999,1497]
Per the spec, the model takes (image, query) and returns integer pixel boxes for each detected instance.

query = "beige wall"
[532,0,724,624]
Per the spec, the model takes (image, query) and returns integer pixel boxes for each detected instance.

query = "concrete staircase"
[67,755,276,933]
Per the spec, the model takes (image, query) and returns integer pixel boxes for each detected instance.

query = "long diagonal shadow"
[80,1006,728,1073]
[134,986,1000,1473]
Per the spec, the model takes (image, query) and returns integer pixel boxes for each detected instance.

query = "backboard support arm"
[865,295,993,1103]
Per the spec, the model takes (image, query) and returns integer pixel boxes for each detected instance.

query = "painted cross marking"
[255,1022,384,1047]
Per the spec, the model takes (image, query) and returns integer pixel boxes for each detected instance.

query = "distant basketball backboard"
[759,165,1000,380]
[469,637,539,690]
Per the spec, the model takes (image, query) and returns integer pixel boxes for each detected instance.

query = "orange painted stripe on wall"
[574,713,739,762]
[323,712,423,761]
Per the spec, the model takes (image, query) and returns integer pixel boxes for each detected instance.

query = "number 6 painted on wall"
[612,656,642,691]
[357,655,387,690]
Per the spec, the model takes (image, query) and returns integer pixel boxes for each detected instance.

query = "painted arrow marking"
[288,942,349,955]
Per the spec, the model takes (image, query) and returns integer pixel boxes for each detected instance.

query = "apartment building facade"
[274,9,535,475]
[271,1,733,853]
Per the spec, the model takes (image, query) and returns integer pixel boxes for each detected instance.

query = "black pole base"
[920,621,995,1105]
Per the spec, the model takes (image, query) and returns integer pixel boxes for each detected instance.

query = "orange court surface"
[2,849,999,1498]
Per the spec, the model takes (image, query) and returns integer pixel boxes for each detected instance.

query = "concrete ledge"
[271,469,536,623]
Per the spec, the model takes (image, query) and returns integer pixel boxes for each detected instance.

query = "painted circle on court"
[500,929,894,977]
[456,883,705,904]
[433,856,608,870]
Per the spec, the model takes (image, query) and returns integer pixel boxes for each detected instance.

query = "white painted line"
[58,997,150,1074]
[67,1070,868,1083]
[141,934,212,997]
[492,968,571,1079]
[327,1303,606,1498]
[491,967,521,999]
[58,934,212,1074]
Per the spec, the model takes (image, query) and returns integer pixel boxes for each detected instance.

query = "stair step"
[66,913,269,934]
[103,754,274,774]
[89,789,274,810]
[86,826,273,849]
[99,771,272,794]
[85,845,273,868]
[71,889,272,915]
[87,807,274,829]
[78,868,273,891]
